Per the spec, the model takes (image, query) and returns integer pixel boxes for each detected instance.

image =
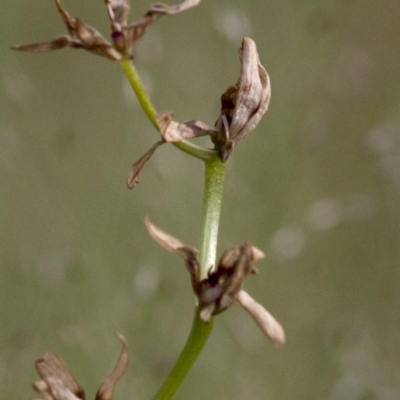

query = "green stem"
[151,310,213,400]
[119,58,215,161]
[120,57,226,400]
[199,156,226,278]
[120,57,158,129]
[153,155,225,400]
[151,156,225,400]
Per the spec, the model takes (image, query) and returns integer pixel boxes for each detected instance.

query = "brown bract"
[144,217,285,346]
[32,334,129,400]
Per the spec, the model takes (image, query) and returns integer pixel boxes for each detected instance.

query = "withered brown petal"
[149,0,201,15]
[105,0,131,26]
[126,139,165,189]
[34,353,85,400]
[113,0,201,57]
[55,0,76,34]
[95,333,129,400]
[11,36,72,53]
[157,112,216,142]
[144,217,201,287]
[237,290,286,347]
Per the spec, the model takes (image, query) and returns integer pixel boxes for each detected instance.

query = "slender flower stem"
[119,58,216,161]
[199,155,226,278]
[120,57,226,400]
[151,310,213,400]
[151,157,225,400]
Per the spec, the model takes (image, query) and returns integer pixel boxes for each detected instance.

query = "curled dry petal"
[126,113,215,189]
[211,37,271,162]
[34,353,85,400]
[126,139,165,189]
[105,0,131,27]
[95,333,129,400]
[237,290,286,347]
[149,0,201,15]
[157,112,217,142]
[11,35,72,53]
[144,217,200,285]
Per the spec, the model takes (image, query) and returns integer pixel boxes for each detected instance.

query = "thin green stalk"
[120,57,226,400]
[151,309,214,400]
[151,155,225,400]
[199,156,226,278]
[120,58,216,161]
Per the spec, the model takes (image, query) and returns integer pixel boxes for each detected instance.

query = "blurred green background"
[1,0,400,399]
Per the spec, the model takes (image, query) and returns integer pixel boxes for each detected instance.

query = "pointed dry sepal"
[211,37,271,162]
[95,333,129,400]
[12,0,121,60]
[144,217,201,288]
[237,290,286,347]
[126,111,216,190]
[126,139,165,189]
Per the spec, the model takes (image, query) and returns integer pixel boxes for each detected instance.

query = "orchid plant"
[13,1,285,399]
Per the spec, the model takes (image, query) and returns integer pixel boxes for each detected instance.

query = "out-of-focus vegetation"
[1,1,400,399]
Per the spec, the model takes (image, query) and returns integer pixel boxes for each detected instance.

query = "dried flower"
[144,217,285,346]
[211,37,271,161]
[12,0,202,60]
[126,37,270,188]
[32,334,129,400]
[154,38,270,162]
[12,0,121,60]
